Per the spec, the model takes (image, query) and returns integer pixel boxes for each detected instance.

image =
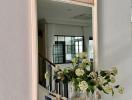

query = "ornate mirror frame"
[28,0,98,100]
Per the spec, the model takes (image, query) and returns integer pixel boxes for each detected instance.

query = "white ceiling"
[37,0,92,25]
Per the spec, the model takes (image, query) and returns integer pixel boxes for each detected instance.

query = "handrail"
[44,58,56,67]
[39,53,55,67]
[39,53,55,92]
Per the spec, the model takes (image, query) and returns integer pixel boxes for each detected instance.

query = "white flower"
[79,64,84,68]
[53,65,60,72]
[97,76,107,85]
[118,87,124,94]
[103,86,113,93]
[75,68,84,76]
[44,72,49,80]
[86,65,90,71]
[57,71,63,79]
[79,52,87,58]
[110,76,116,83]
[111,67,118,75]
[82,59,89,64]
[79,81,88,92]
[89,72,97,79]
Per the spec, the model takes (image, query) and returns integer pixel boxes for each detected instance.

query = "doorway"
[29,2,96,99]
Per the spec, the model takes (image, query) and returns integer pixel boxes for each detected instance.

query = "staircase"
[38,54,94,99]
[38,54,69,98]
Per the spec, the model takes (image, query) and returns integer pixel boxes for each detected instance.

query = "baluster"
[48,64,52,91]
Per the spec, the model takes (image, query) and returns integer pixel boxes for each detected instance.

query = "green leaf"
[112,89,114,96]
[89,80,96,86]
[97,85,103,91]
[100,71,107,77]
[89,86,95,94]
[115,85,120,88]
[102,88,109,94]
[105,76,110,80]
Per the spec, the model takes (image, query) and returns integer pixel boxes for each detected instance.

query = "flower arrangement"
[45,52,124,98]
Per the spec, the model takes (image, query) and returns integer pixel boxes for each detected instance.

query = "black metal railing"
[38,54,69,98]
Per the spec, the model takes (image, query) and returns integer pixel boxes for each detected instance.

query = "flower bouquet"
[45,52,124,99]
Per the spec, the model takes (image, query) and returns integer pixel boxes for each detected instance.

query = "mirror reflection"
[37,0,94,99]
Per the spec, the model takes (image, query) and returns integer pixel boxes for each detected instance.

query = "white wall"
[38,85,50,100]
[0,0,32,100]
[98,0,132,100]
[1,0,131,100]
[46,23,92,61]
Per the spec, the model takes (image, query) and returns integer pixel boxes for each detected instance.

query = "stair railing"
[38,54,68,98]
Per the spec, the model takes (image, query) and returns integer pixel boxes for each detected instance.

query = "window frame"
[53,35,85,64]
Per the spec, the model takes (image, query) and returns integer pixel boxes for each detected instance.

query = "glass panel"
[66,54,72,62]
[71,45,75,54]
[75,37,78,39]
[53,45,57,54]
[71,54,75,58]
[65,37,71,45]
[58,55,64,63]
[75,41,78,46]
[53,36,84,63]
[79,41,83,46]
[75,42,79,53]
[75,37,82,39]
[66,45,71,54]
[79,46,83,52]
[88,40,94,59]
[54,54,59,63]
[58,36,65,41]
[71,37,75,45]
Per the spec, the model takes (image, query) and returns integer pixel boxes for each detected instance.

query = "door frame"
[28,0,98,100]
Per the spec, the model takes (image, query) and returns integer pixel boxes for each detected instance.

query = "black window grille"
[53,35,84,64]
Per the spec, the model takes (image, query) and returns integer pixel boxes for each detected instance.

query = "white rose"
[103,86,113,93]
[79,81,88,92]
[118,87,124,94]
[86,65,90,71]
[89,72,97,79]
[97,76,107,85]
[79,64,84,68]
[53,65,60,72]
[110,76,116,83]
[82,59,89,64]
[57,71,63,79]
[75,68,84,76]
[111,67,118,75]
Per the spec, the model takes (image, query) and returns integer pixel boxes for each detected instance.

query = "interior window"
[53,35,84,64]
[88,37,94,61]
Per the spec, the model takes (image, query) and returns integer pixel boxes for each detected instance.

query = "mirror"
[37,0,97,99]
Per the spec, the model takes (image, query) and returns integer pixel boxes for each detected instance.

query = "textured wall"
[0,0,32,100]
[98,0,132,100]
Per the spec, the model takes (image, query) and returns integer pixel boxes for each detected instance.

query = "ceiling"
[71,0,94,4]
[37,0,92,25]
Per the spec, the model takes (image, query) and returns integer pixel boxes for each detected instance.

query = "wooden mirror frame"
[28,0,98,100]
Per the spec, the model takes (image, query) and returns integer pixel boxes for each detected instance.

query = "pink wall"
[0,0,34,100]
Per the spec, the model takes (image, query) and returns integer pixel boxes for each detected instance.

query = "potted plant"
[45,52,124,100]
